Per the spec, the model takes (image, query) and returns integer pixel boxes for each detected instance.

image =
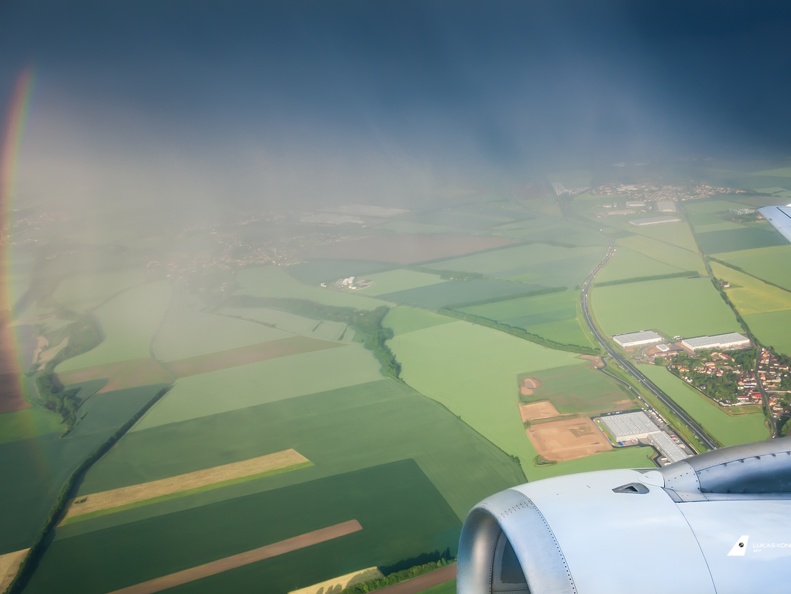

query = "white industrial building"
[681,333,751,352]
[600,411,689,464]
[613,330,664,348]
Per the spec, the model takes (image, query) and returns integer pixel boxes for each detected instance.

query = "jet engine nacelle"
[458,438,791,594]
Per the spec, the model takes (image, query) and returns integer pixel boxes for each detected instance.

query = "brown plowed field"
[527,417,612,462]
[109,520,363,594]
[0,549,29,593]
[519,400,559,422]
[63,449,310,521]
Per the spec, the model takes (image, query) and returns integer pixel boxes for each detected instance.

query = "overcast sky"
[2,0,791,209]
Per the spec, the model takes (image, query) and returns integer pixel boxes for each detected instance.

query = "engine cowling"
[457,438,791,594]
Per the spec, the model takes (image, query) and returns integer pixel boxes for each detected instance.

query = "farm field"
[53,269,147,313]
[614,235,705,274]
[153,297,292,361]
[218,307,350,340]
[626,221,700,252]
[235,266,383,311]
[383,306,455,335]
[388,318,590,476]
[695,227,787,254]
[286,260,394,286]
[62,449,311,523]
[58,359,172,393]
[56,282,173,373]
[379,279,543,310]
[0,406,63,445]
[300,233,514,265]
[638,364,769,447]
[356,269,448,296]
[591,276,741,338]
[491,219,606,246]
[0,384,168,554]
[710,262,791,316]
[594,247,690,284]
[76,380,525,524]
[741,311,791,357]
[520,363,635,416]
[714,245,791,291]
[24,461,461,594]
[132,343,382,430]
[425,243,605,288]
[456,290,594,348]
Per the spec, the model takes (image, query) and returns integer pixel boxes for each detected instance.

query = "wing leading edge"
[759,204,791,243]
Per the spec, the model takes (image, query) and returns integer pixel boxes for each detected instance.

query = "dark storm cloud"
[2,0,791,208]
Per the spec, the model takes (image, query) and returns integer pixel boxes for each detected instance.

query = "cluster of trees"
[341,556,453,594]
[440,308,599,356]
[594,271,699,287]
[225,297,401,379]
[32,314,103,431]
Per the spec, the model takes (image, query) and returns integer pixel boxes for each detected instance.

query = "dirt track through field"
[109,520,363,594]
[63,449,310,521]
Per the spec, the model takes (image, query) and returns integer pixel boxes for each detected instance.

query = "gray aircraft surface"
[458,204,791,593]
[457,438,791,593]
[759,204,791,243]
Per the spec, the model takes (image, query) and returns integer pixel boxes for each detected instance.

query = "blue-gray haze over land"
[2,0,791,210]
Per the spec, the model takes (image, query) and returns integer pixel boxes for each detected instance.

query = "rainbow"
[0,66,36,414]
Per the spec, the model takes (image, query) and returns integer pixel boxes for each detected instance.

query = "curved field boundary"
[62,449,310,523]
[109,520,363,594]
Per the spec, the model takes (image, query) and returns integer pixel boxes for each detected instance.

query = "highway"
[580,244,720,452]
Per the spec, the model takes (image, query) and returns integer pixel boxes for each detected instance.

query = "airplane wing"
[759,204,791,243]
[457,438,791,594]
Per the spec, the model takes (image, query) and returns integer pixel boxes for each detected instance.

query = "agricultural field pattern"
[3,159,791,593]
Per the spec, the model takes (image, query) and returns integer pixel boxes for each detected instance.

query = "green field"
[594,247,690,284]
[26,462,462,594]
[388,318,588,477]
[132,343,382,430]
[742,311,791,356]
[236,266,384,311]
[77,379,524,524]
[0,406,63,445]
[425,243,604,288]
[683,199,756,214]
[383,306,455,335]
[56,281,172,372]
[153,297,292,361]
[695,227,787,254]
[638,364,769,446]
[591,276,741,338]
[379,279,543,310]
[626,221,700,252]
[714,245,791,291]
[711,262,791,316]
[523,363,635,415]
[456,291,594,348]
[0,384,167,554]
[357,269,448,296]
[615,235,705,274]
[286,259,394,285]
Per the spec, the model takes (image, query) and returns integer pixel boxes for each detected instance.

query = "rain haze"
[2,2,791,593]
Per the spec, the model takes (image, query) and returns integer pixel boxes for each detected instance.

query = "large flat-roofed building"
[629,215,681,226]
[600,411,689,464]
[613,330,664,348]
[601,411,660,442]
[681,332,751,352]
